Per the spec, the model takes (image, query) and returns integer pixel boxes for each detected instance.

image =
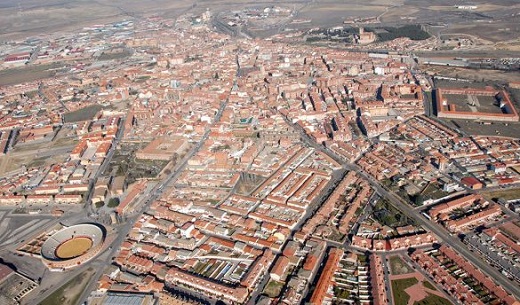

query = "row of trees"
[370,25,431,41]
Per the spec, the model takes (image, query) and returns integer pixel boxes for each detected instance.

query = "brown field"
[0,0,517,47]
[56,237,93,259]
[0,63,61,86]
[298,0,393,27]
[381,6,420,22]
[428,4,510,12]
[443,21,520,43]
[420,65,520,84]
[483,188,520,201]
[39,267,95,305]
[0,0,196,40]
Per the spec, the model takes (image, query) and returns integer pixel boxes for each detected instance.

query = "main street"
[282,108,520,299]
[247,167,347,305]
[347,162,520,299]
[85,117,126,216]
[75,100,228,305]
[36,89,519,304]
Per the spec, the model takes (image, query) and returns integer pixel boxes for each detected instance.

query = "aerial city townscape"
[0,0,520,305]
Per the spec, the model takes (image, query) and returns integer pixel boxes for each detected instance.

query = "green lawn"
[264,280,284,298]
[423,280,437,291]
[107,198,120,208]
[392,277,419,305]
[421,183,448,201]
[415,293,453,305]
[334,286,350,299]
[389,256,412,275]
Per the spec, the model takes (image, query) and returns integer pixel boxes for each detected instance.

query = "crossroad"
[76,101,228,305]
[281,108,520,299]
[42,89,520,304]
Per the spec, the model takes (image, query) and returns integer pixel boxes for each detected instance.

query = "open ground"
[0,0,518,48]
[38,267,95,305]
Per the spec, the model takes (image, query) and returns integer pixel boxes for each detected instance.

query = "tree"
[107,198,120,208]
[412,194,424,206]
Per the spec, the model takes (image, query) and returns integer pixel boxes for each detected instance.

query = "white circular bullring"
[41,223,105,264]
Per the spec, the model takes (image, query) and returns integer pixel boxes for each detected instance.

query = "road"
[422,89,433,117]
[399,253,460,305]
[464,232,520,283]
[28,46,40,64]
[246,166,347,304]
[347,162,520,299]
[380,253,394,305]
[86,117,126,215]
[281,107,520,299]
[278,110,346,166]
[76,100,229,305]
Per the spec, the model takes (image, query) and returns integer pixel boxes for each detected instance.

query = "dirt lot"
[483,188,520,201]
[0,147,72,175]
[443,94,502,114]
[39,267,95,305]
[0,63,63,86]
[443,119,520,138]
[63,105,103,123]
[0,0,517,49]
[0,127,76,176]
[0,0,196,40]
[389,255,413,275]
[424,65,520,84]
